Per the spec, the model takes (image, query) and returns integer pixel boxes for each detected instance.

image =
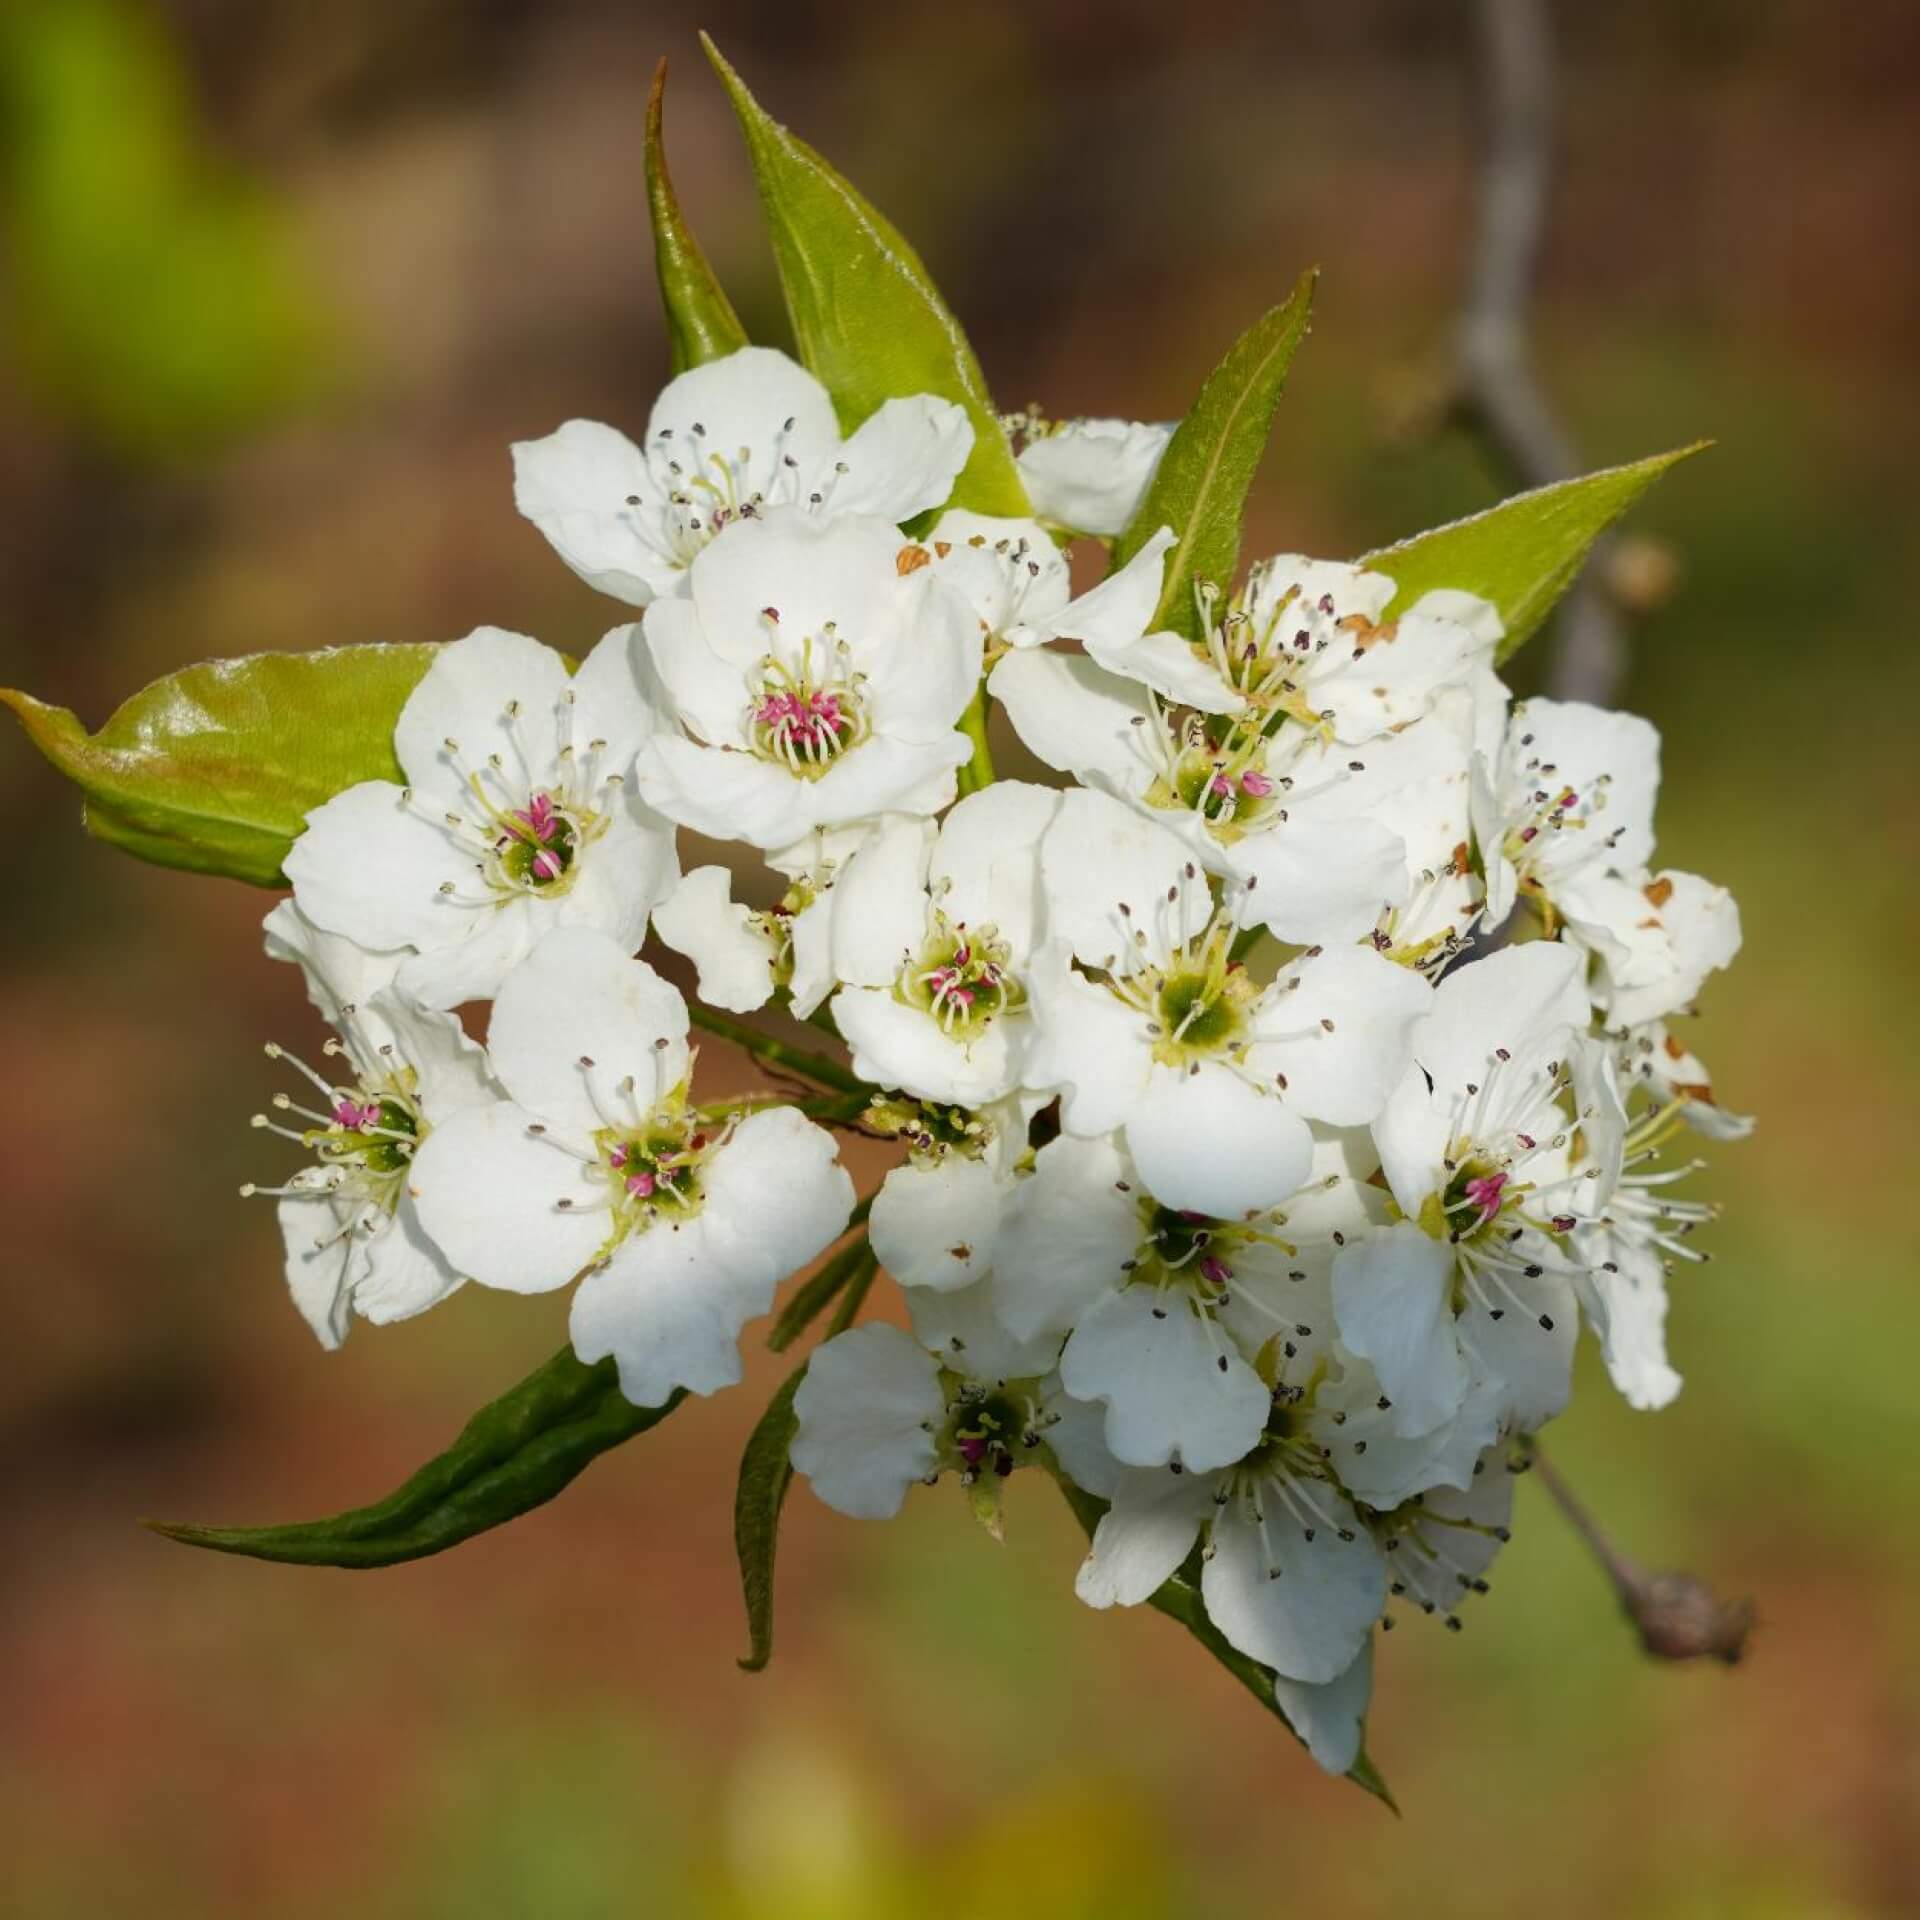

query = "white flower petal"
[1060,1285,1270,1472]
[833,985,1022,1107]
[642,595,751,748]
[1074,1466,1213,1607]
[1203,1483,1385,1684]
[908,1275,1060,1382]
[1330,1223,1470,1438]
[652,865,776,1014]
[870,1152,1011,1293]
[831,396,974,522]
[355,1192,465,1325]
[486,928,689,1135]
[393,627,573,797]
[928,780,1059,955]
[1272,1638,1374,1777]
[569,1210,775,1406]
[1228,813,1410,947]
[1024,945,1156,1136]
[986,646,1158,797]
[700,1106,855,1284]
[1038,786,1209,972]
[284,781,468,955]
[993,1132,1141,1341]
[790,1325,943,1519]
[1249,944,1432,1129]
[1017,417,1174,538]
[511,419,673,607]
[828,817,935,986]
[408,1101,608,1295]
[1123,1064,1314,1220]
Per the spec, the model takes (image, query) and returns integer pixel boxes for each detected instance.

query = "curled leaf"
[4,643,434,886]
[735,1362,807,1671]
[151,1348,683,1568]
[646,57,749,373]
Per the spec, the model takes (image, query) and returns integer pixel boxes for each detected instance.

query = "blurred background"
[2,1,1917,1913]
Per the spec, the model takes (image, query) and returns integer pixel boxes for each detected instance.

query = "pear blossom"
[1333,943,1619,1439]
[866,1093,1035,1294]
[512,345,972,606]
[284,626,678,1009]
[989,565,1502,945]
[992,1127,1380,1472]
[409,928,853,1407]
[1025,788,1431,1218]
[790,1278,1063,1520]
[248,902,497,1347]
[635,509,983,849]
[828,782,1059,1106]
[1012,414,1174,538]
[1584,868,1743,1028]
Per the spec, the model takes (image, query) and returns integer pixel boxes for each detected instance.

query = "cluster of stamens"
[745,616,870,777]
[419,690,618,908]
[897,903,1021,1039]
[621,413,854,572]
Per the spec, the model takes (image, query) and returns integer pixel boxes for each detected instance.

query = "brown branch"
[1455,0,1634,706]
[1525,1441,1754,1665]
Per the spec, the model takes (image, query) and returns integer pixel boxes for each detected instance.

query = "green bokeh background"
[2,3,1916,1913]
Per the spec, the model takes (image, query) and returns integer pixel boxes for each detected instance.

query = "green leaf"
[1362,445,1708,666]
[700,33,1028,518]
[4,643,434,886]
[1051,1473,1395,1809]
[150,1348,684,1568]
[735,1362,807,1671]
[646,58,748,373]
[1113,273,1318,640]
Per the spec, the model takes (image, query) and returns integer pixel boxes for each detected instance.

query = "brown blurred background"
[3,2,1918,1914]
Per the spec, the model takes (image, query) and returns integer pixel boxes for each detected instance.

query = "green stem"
[687,1003,866,1096]
[824,1244,880,1336]
[954,686,996,795]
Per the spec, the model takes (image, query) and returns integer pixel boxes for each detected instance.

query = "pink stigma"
[956,1434,988,1467]
[513,792,558,841]
[625,1170,657,1198]
[1200,1254,1234,1288]
[332,1097,381,1131]
[531,849,564,882]
[1463,1171,1509,1225]
[1209,772,1234,797]
[1240,769,1276,798]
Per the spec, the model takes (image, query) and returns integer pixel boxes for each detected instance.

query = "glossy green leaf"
[1113,272,1317,640]
[1052,1473,1395,1809]
[151,1348,684,1568]
[4,643,434,886]
[1363,444,1708,665]
[701,34,1028,518]
[646,58,748,373]
[735,1362,806,1671]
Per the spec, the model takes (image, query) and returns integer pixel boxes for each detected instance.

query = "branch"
[1525,1441,1754,1665]
[1454,0,1636,706]
[687,1003,868,1097]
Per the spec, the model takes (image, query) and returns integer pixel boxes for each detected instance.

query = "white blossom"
[1025,788,1431,1218]
[1333,943,1620,1438]
[1610,1017,1754,1140]
[247,902,496,1348]
[790,1278,1062,1520]
[512,345,972,606]
[829,781,1059,1106]
[635,509,983,850]
[408,928,853,1406]
[284,626,678,1009]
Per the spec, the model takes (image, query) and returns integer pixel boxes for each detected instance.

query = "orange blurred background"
[3,3,1917,1914]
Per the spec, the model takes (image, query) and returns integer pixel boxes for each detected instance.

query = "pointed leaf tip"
[1363,441,1709,665]
[700,33,1027,518]
[646,53,748,373]
[1114,270,1319,638]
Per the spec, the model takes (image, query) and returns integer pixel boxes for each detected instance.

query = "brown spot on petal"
[1644,875,1676,908]
[1337,613,1399,650]
[949,1243,973,1262]
[1664,1033,1689,1060]
[896,544,933,577]
[934,540,953,559]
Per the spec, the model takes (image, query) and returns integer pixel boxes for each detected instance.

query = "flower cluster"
[230,334,1746,1777]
